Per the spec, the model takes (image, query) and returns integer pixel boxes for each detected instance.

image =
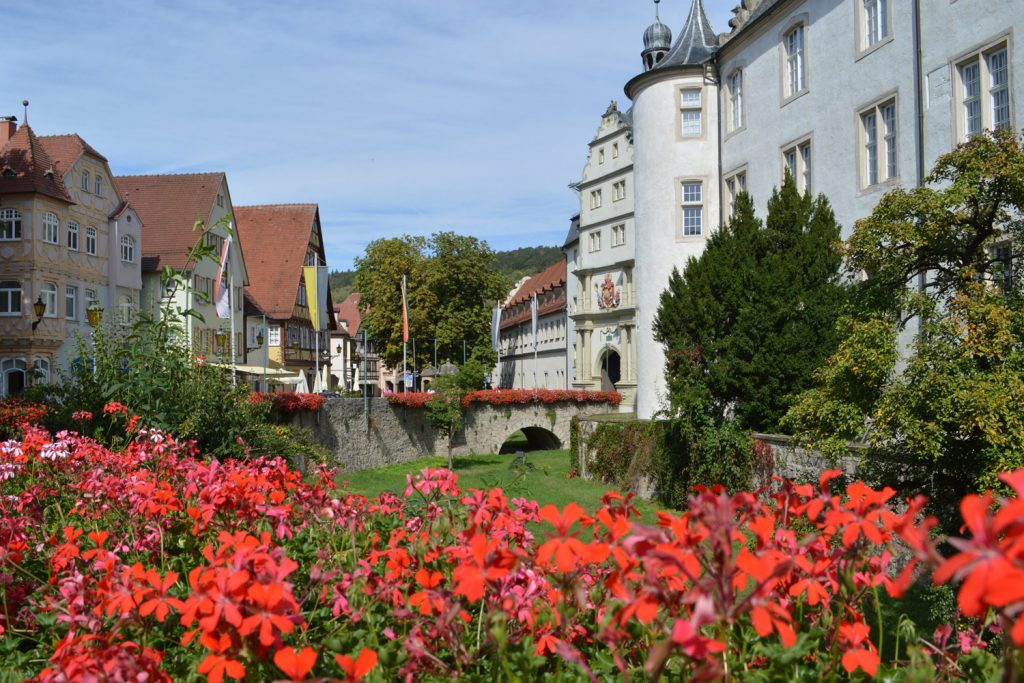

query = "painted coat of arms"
[596,273,621,310]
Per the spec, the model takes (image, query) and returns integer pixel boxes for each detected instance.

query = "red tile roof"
[0,124,73,203]
[505,260,566,309]
[234,204,327,321]
[500,260,566,330]
[115,172,226,271]
[38,133,108,170]
[334,292,362,336]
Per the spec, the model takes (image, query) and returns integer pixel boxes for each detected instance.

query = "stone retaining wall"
[294,398,614,472]
[573,416,866,500]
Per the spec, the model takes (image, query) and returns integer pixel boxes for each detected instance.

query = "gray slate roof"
[563,213,580,248]
[653,0,718,69]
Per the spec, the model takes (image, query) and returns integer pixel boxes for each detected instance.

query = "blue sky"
[5,1,735,271]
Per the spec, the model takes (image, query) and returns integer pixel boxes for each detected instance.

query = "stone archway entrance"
[600,349,621,390]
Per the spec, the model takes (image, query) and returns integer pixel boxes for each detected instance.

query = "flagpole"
[262,313,267,393]
[532,293,538,390]
[402,274,408,394]
[229,266,237,387]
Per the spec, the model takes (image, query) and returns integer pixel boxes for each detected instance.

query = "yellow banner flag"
[303,265,329,331]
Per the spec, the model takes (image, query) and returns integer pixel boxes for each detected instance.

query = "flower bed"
[249,392,325,413]
[0,421,1019,679]
[387,389,622,409]
[0,398,48,438]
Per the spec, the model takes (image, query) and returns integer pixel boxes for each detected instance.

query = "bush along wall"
[578,418,755,509]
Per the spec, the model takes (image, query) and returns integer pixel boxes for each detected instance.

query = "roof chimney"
[0,116,17,146]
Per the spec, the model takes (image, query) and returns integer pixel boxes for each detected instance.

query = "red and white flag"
[401,274,409,343]
[214,235,232,319]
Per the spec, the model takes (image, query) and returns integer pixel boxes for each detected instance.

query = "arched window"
[118,295,133,325]
[0,208,21,240]
[41,282,57,318]
[32,358,50,385]
[120,234,135,262]
[0,281,21,316]
[1,358,27,397]
[42,212,59,244]
[85,227,97,255]
[67,221,79,250]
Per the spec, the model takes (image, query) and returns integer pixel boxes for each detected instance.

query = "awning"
[208,363,296,378]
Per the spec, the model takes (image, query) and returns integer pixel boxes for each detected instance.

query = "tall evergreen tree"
[654,173,846,431]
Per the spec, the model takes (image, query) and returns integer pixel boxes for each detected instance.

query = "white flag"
[531,294,538,351]
[214,235,232,320]
[491,305,501,352]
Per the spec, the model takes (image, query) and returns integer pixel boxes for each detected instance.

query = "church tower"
[626,0,720,419]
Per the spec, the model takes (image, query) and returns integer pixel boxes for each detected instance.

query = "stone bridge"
[293,397,612,472]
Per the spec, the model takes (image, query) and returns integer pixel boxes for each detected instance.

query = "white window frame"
[955,41,1012,140]
[85,288,97,312]
[120,234,135,262]
[680,88,703,138]
[41,282,57,318]
[42,212,59,244]
[81,170,89,192]
[65,285,77,320]
[723,168,748,219]
[858,0,891,54]
[781,137,812,194]
[728,69,744,132]
[0,281,22,316]
[680,180,704,237]
[85,227,97,255]
[611,224,626,247]
[32,358,50,385]
[859,98,898,189]
[0,208,22,241]
[612,142,619,159]
[67,221,79,251]
[598,148,605,165]
[589,189,602,210]
[613,180,626,202]
[94,175,102,197]
[783,23,807,100]
[118,295,133,326]
[588,230,601,253]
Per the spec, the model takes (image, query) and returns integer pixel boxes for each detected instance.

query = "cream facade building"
[117,173,249,371]
[496,261,569,390]
[569,101,638,411]
[623,0,1023,418]
[0,119,142,395]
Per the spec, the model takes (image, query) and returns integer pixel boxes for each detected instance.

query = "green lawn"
[338,448,664,523]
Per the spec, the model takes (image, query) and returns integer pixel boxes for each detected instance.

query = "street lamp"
[31,296,45,331]
[86,301,103,329]
[215,329,227,355]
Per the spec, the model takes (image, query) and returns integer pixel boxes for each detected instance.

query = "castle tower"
[626,0,720,419]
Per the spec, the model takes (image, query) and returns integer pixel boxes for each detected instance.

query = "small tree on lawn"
[426,374,464,469]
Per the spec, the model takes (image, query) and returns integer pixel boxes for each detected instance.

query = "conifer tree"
[654,173,846,431]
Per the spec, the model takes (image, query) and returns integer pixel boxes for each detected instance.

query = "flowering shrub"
[0,422,1021,679]
[0,399,48,439]
[388,389,622,409]
[249,392,325,413]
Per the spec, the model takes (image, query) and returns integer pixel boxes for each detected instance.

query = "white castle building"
[567,101,638,412]
[623,0,1023,419]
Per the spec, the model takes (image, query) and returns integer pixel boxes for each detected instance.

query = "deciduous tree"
[785,129,1024,517]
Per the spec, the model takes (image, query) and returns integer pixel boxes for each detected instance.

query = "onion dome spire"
[642,0,673,71]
